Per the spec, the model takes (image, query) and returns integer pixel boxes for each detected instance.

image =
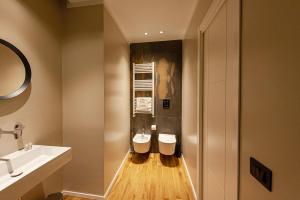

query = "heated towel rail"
[133,62,155,117]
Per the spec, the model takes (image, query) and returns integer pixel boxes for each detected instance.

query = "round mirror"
[0,39,31,100]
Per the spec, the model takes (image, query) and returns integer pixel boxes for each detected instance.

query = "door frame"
[197,0,241,199]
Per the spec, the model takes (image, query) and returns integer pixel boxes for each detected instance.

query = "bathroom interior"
[0,0,299,200]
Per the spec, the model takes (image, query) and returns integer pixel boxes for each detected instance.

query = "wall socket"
[250,157,272,192]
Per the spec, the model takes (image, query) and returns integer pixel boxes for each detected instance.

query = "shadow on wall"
[16,0,63,39]
[21,183,45,200]
[0,84,31,117]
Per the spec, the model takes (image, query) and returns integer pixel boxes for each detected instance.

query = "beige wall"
[104,7,130,192]
[62,5,105,195]
[182,0,212,198]
[240,0,300,199]
[0,0,63,199]
[0,1,130,198]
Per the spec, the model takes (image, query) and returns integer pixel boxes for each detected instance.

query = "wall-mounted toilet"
[158,133,176,155]
[133,134,151,153]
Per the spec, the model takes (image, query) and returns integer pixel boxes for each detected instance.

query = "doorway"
[199,0,240,199]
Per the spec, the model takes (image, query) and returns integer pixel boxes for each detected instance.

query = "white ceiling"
[104,0,198,43]
[67,0,198,43]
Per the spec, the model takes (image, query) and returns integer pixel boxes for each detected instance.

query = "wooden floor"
[64,153,194,200]
[106,153,194,200]
[64,196,90,200]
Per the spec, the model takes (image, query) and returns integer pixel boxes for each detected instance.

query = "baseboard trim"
[104,150,130,198]
[67,0,103,8]
[62,190,104,200]
[182,155,198,200]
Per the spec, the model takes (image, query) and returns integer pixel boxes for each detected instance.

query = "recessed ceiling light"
[159,31,164,34]
[144,32,149,36]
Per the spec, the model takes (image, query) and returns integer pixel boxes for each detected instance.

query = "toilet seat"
[159,134,176,144]
[133,134,151,143]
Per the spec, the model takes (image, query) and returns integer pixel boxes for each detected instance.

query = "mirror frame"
[0,39,32,100]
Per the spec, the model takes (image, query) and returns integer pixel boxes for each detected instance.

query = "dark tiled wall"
[130,40,182,154]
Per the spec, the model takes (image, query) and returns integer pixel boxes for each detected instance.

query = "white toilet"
[133,134,151,153]
[158,133,176,155]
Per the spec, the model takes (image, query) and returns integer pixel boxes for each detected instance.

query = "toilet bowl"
[158,133,176,155]
[133,134,151,153]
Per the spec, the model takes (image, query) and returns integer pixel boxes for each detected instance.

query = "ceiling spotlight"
[159,31,164,34]
[144,32,149,36]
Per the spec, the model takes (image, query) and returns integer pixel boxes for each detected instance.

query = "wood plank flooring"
[106,153,194,200]
[63,153,194,200]
[64,196,90,200]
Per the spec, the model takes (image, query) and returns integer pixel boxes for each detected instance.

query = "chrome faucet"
[0,158,23,177]
[0,158,13,174]
[0,123,25,150]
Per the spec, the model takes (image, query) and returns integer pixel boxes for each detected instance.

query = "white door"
[202,0,240,200]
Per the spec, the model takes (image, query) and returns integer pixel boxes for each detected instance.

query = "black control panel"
[163,99,170,109]
[250,157,272,192]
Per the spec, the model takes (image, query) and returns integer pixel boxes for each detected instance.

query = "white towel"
[136,97,152,112]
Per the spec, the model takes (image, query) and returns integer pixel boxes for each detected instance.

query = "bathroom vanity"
[0,145,71,200]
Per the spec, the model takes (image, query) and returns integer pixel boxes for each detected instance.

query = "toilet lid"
[158,134,176,144]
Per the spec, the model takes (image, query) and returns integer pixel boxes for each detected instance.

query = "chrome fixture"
[0,158,23,177]
[0,123,24,139]
[0,158,13,174]
[0,123,25,150]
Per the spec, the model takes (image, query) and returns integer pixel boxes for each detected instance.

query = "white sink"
[0,145,71,200]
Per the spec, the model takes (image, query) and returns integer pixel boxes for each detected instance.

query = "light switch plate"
[250,157,272,192]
